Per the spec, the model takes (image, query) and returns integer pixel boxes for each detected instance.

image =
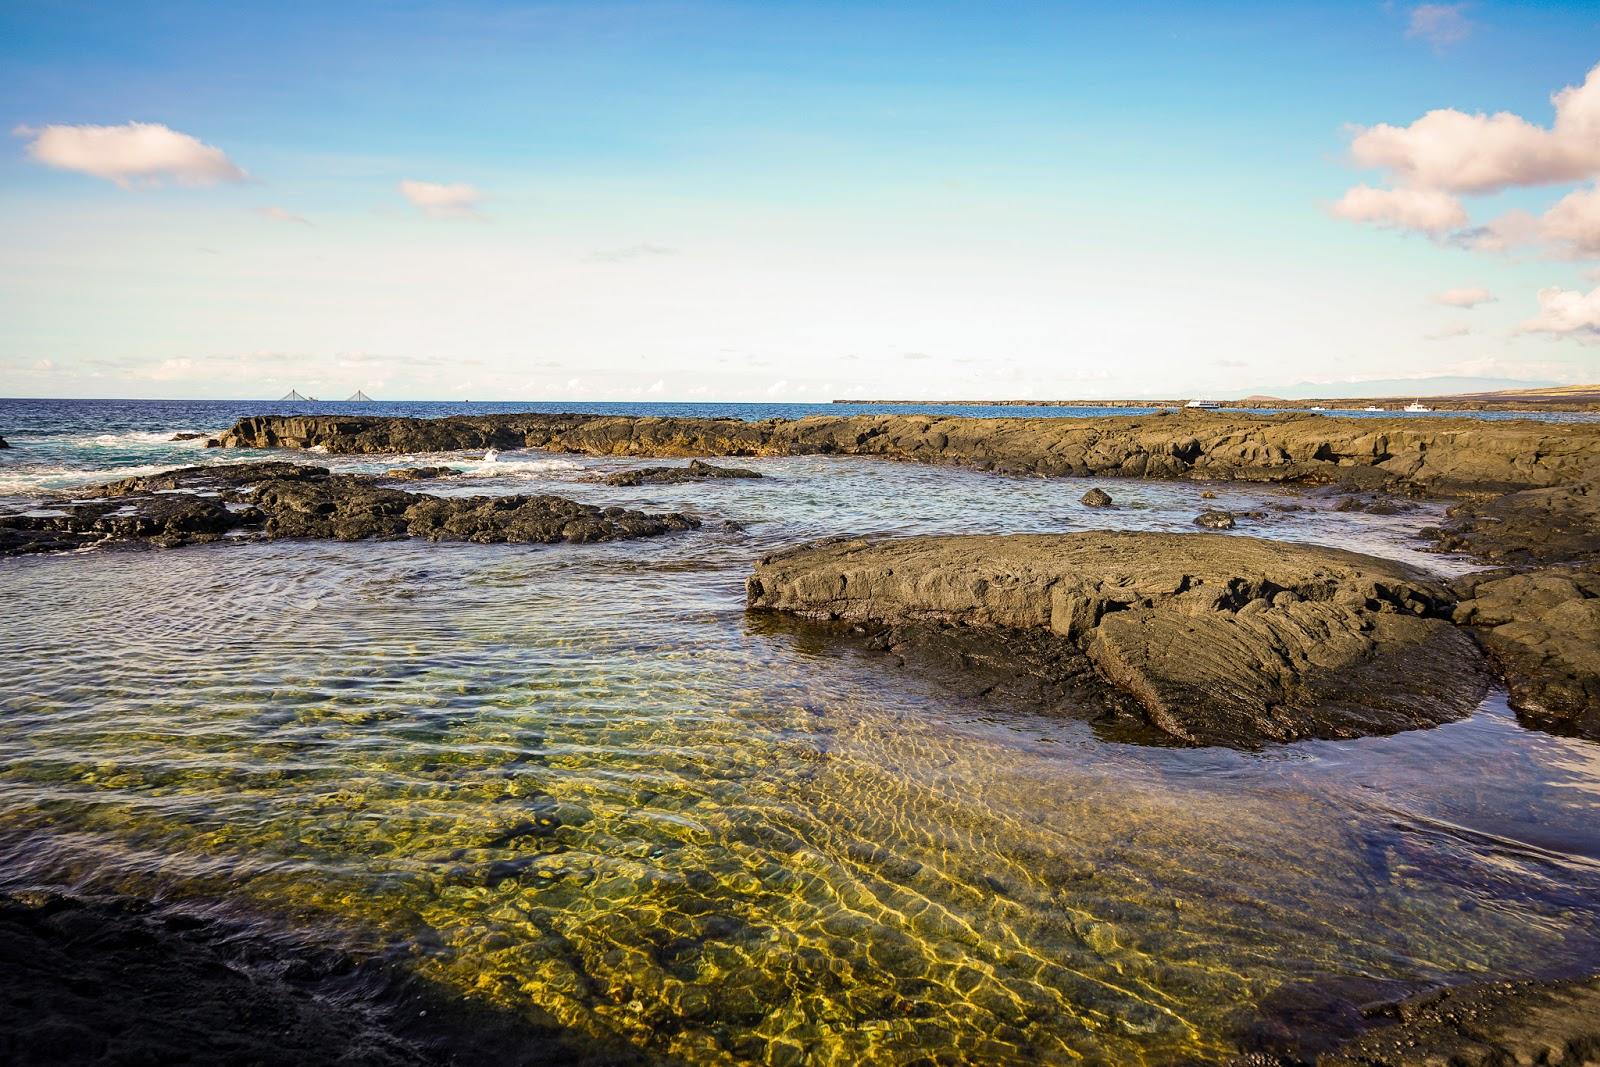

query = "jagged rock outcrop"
[746,532,1488,747]
[0,463,698,556]
[215,411,1600,493]
[603,459,762,486]
[1452,565,1600,739]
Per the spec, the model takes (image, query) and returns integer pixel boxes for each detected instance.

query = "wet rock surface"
[217,411,1600,492]
[1298,975,1600,1067]
[1194,509,1236,529]
[747,532,1489,747]
[603,458,763,486]
[0,462,698,556]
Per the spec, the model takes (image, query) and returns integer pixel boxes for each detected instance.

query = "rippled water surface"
[3,401,1600,1065]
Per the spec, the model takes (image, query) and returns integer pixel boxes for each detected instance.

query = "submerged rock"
[169,432,208,442]
[746,532,1488,747]
[0,435,9,448]
[604,459,763,487]
[1079,488,1113,507]
[0,462,699,556]
[1194,509,1236,529]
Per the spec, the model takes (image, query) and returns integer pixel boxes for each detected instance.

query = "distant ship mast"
[347,389,374,402]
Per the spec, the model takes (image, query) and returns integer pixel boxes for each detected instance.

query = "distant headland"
[832,383,1600,413]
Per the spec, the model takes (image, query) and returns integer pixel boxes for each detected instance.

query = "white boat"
[1309,405,1327,411]
[1185,399,1221,409]
[1363,405,1385,412]
[1404,401,1431,412]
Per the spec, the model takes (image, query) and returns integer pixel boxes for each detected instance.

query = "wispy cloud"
[588,242,676,262]
[258,205,310,225]
[1432,286,1495,308]
[15,121,248,187]
[1424,324,1472,340]
[1406,3,1473,48]
[399,179,483,219]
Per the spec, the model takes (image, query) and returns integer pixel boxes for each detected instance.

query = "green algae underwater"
[4,456,1600,1065]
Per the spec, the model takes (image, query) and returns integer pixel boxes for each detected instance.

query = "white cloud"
[646,378,665,393]
[1521,285,1600,342]
[399,179,483,218]
[1347,64,1600,195]
[258,205,310,225]
[1335,62,1600,255]
[1433,286,1495,307]
[16,122,247,187]
[1331,185,1466,233]
[1425,323,1472,340]
[1406,4,1473,47]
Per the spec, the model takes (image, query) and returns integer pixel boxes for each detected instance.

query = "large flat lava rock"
[746,532,1489,747]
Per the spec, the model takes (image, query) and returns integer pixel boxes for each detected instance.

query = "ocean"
[3,397,1600,1064]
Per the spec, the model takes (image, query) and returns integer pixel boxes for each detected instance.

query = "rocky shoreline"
[215,410,1600,492]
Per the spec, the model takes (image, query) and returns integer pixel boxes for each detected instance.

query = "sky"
[3,0,1600,401]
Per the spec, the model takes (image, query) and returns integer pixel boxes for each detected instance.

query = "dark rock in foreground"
[0,462,698,556]
[0,887,643,1067]
[604,459,762,486]
[747,532,1488,747]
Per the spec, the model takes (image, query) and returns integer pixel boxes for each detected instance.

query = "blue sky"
[3,1,1599,400]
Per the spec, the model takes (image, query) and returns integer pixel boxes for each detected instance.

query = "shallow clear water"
[2,402,1600,1065]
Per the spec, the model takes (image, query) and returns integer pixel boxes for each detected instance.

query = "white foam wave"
[0,463,181,497]
[63,430,214,449]
[453,456,583,478]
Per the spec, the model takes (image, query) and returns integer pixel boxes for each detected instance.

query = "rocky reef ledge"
[0,462,698,556]
[747,532,1489,748]
[216,410,1600,493]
